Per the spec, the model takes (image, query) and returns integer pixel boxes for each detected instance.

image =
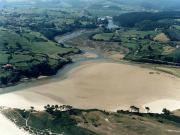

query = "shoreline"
[0,58,73,89]
[0,61,179,113]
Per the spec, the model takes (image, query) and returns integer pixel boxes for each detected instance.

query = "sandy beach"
[0,62,180,113]
[0,113,29,135]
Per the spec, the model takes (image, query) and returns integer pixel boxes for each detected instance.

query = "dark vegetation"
[113,11,180,28]
[165,28,180,41]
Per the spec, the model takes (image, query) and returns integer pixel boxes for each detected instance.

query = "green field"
[0,28,78,64]
[92,33,114,41]
[0,27,79,86]
[92,27,180,66]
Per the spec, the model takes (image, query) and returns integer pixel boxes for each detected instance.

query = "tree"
[162,108,171,115]
[44,104,54,114]
[148,45,153,52]
[55,105,59,111]
[47,104,50,108]
[59,105,73,111]
[130,106,140,113]
[130,106,135,112]
[145,107,150,113]
[30,106,34,112]
[135,107,140,113]
[44,105,47,110]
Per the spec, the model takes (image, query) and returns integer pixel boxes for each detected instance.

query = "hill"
[1,106,180,135]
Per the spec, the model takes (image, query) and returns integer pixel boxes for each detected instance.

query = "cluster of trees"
[130,106,140,113]
[162,108,172,115]
[0,57,71,86]
[128,105,171,115]
[165,28,180,41]
[136,20,170,31]
[43,104,172,116]
[29,20,97,40]
[113,11,180,29]
[44,104,73,114]
[129,106,149,113]
[0,71,20,85]
[43,104,80,117]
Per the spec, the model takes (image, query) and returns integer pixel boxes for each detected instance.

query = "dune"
[0,62,180,113]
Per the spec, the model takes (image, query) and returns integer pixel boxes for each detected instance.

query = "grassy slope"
[1,107,180,135]
[0,27,79,86]
[0,28,77,63]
